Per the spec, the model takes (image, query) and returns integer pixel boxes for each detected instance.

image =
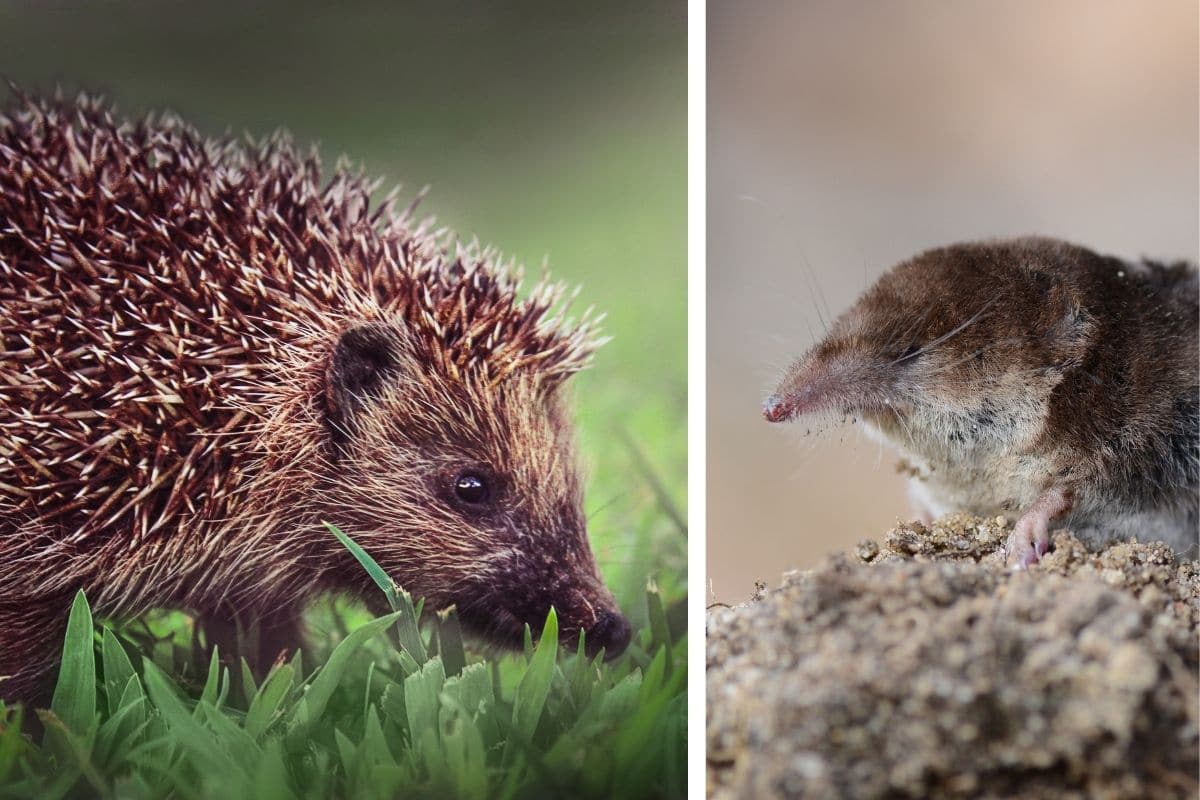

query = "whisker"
[891,298,998,365]
[921,336,1032,376]
[887,402,919,445]
[798,253,832,335]
[885,301,938,353]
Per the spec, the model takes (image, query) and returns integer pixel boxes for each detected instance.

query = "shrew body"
[766,237,1198,567]
[0,93,629,703]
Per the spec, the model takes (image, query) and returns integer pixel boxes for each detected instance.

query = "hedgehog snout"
[586,608,632,659]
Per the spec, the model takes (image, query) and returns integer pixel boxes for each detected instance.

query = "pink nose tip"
[763,394,791,422]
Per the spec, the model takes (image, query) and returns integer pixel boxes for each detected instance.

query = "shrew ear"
[1021,265,1092,369]
[324,322,396,440]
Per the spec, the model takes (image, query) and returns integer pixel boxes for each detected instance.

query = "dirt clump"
[707,515,1199,799]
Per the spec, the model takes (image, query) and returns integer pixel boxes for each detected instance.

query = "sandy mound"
[707,515,1199,799]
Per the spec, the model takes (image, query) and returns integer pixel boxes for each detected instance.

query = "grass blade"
[244,664,294,739]
[617,426,687,537]
[100,629,136,717]
[646,580,673,677]
[240,658,259,708]
[325,522,399,611]
[511,607,558,744]
[50,590,97,738]
[35,709,107,800]
[141,660,251,788]
[441,663,493,720]
[198,648,221,709]
[286,611,401,744]
[0,705,24,784]
[403,657,445,757]
[436,606,466,678]
[392,589,427,665]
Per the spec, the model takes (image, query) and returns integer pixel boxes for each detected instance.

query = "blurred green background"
[0,0,686,620]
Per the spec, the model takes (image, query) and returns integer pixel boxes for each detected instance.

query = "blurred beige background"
[708,0,1199,602]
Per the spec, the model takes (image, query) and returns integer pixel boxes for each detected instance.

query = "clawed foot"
[1004,519,1049,569]
[1005,485,1072,570]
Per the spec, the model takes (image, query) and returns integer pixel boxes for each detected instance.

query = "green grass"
[0,525,685,799]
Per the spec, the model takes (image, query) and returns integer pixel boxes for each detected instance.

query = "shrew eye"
[453,472,490,504]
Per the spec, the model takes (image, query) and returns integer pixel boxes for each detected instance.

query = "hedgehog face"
[318,322,630,659]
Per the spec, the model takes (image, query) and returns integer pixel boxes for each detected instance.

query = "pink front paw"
[1005,519,1049,569]
[1005,486,1070,569]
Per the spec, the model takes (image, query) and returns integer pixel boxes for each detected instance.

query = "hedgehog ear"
[325,323,396,437]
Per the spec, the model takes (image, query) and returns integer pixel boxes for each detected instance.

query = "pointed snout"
[585,608,632,659]
[765,348,890,423]
[762,393,794,422]
[763,355,834,423]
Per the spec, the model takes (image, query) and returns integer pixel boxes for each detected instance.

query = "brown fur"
[0,92,629,703]
[766,237,1198,557]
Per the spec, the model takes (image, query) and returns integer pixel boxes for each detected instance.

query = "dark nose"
[587,609,632,659]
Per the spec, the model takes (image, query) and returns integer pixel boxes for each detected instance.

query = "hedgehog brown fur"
[0,91,631,703]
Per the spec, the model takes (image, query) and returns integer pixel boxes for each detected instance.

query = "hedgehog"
[0,91,632,703]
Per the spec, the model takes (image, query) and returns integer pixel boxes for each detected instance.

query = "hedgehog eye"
[453,472,490,505]
[899,343,923,361]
